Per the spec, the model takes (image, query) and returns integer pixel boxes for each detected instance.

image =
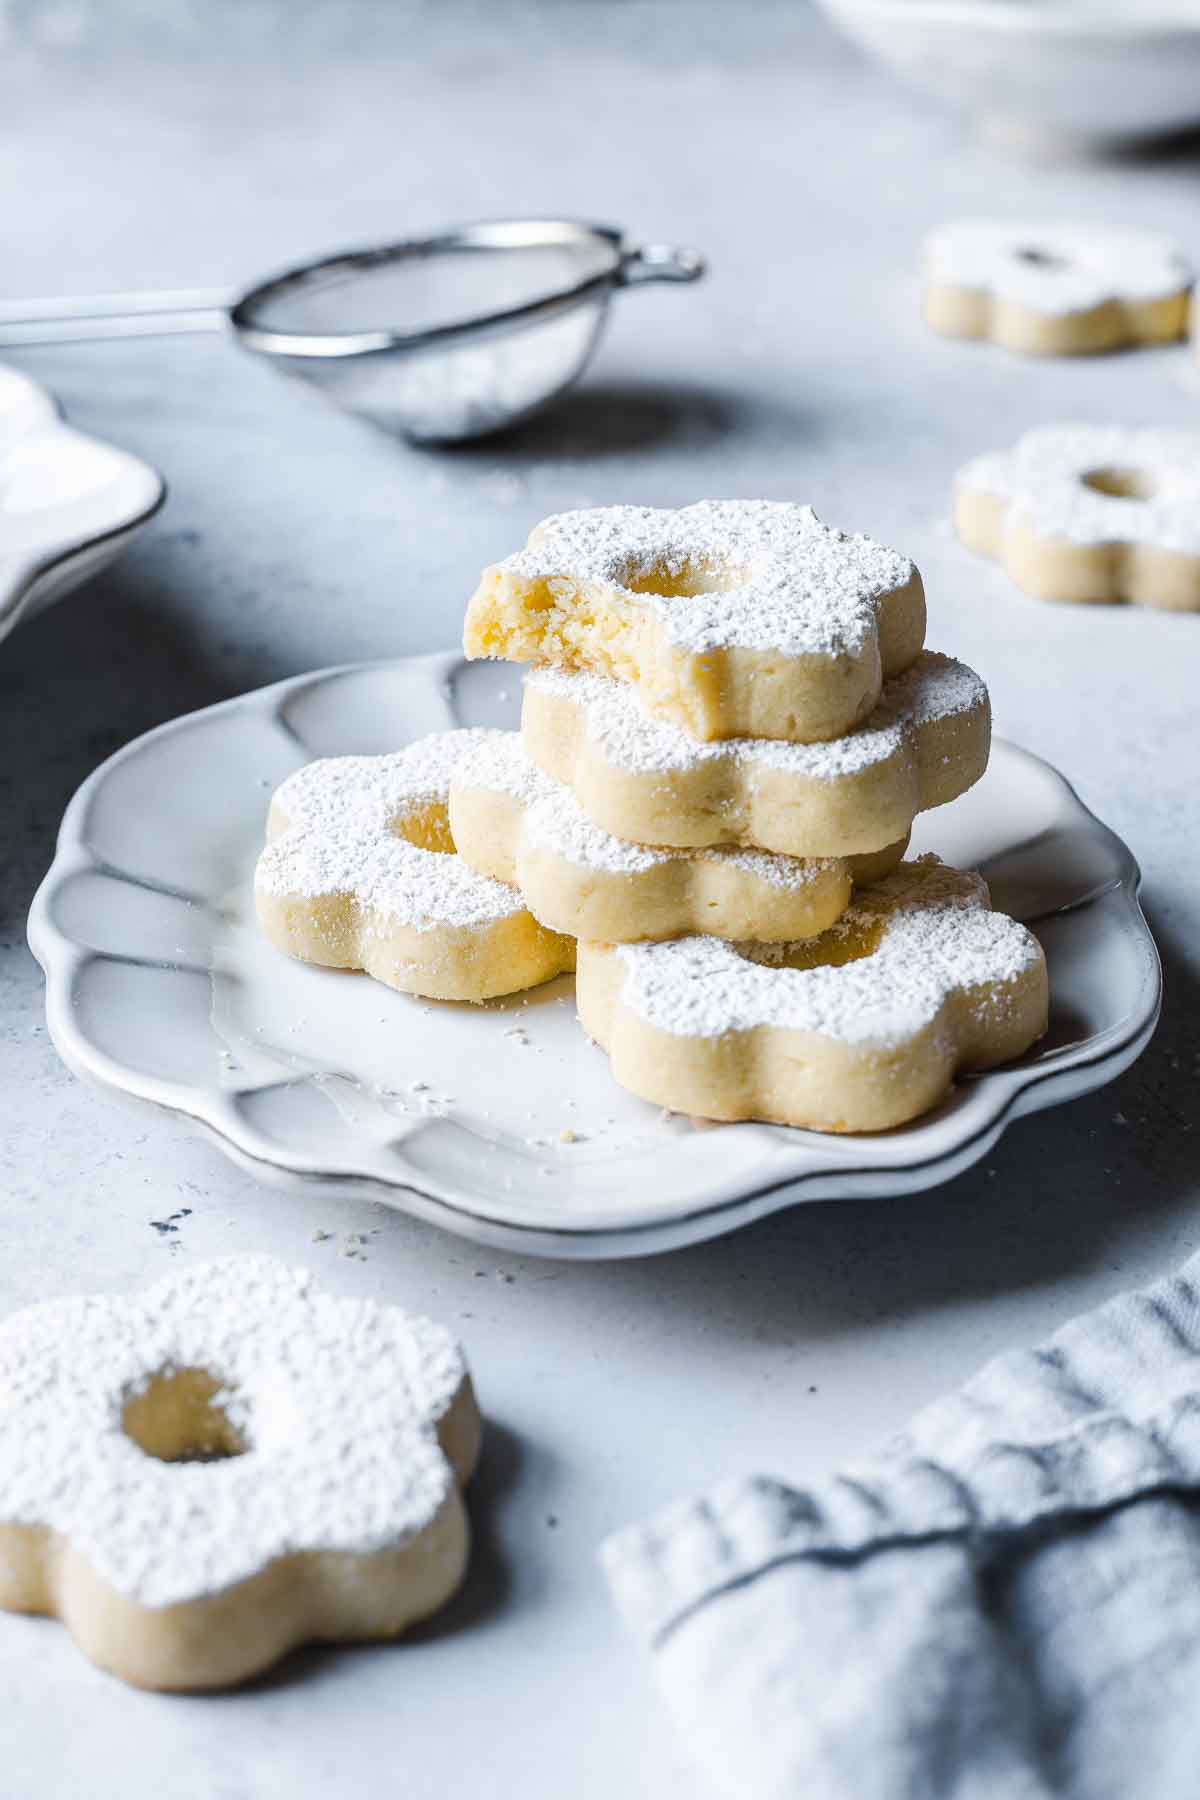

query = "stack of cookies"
[256,501,1048,1134]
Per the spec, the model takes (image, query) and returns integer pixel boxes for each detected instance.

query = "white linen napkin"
[603,1254,1200,1799]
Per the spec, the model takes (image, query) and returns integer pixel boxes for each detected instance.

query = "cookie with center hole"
[923,220,1192,355]
[463,500,926,744]
[576,858,1048,1134]
[0,1256,482,1691]
[955,425,1200,611]
[447,728,905,945]
[254,729,575,1001]
[521,650,989,858]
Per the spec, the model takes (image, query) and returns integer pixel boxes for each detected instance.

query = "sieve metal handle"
[0,241,705,347]
[0,289,232,346]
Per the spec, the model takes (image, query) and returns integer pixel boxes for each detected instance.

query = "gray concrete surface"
[1,4,1198,1795]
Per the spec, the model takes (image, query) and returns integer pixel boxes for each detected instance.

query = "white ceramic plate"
[28,653,1160,1259]
[0,364,164,646]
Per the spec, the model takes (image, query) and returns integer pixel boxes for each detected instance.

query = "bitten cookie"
[923,221,1192,355]
[955,425,1200,611]
[577,858,1047,1133]
[0,1256,482,1691]
[463,501,926,744]
[521,651,989,858]
[255,729,575,1002]
[447,729,904,946]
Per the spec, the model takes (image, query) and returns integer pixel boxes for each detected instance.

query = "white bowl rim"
[817,0,1200,41]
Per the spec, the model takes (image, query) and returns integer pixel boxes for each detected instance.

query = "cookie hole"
[393,800,456,854]
[1081,466,1157,502]
[1013,246,1069,271]
[122,1367,248,1464]
[621,556,745,600]
[737,916,886,972]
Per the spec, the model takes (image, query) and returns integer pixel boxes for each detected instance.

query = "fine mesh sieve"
[0,218,706,443]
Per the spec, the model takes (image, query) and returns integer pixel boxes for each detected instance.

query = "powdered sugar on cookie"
[957,425,1200,553]
[255,730,575,1001]
[925,220,1192,316]
[466,500,927,744]
[610,861,1041,1048]
[256,730,527,928]
[0,1256,475,1608]
[526,651,985,781]
[455,729,829,888]
[503,500,915,657]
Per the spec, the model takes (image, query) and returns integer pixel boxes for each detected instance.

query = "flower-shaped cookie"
[447,729,903,946]
[521,651,989,858]
[463,501,926,744]
[0,1256,482,1690]
[255,728,575,1002]
[577,859,1047,1133]
[955,425,1200,611]
[923,221,1192,355]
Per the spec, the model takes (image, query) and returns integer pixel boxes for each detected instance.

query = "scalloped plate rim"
[28,651,1162,1259]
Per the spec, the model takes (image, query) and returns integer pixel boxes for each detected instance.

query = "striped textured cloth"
[604,1257,1200,1798]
